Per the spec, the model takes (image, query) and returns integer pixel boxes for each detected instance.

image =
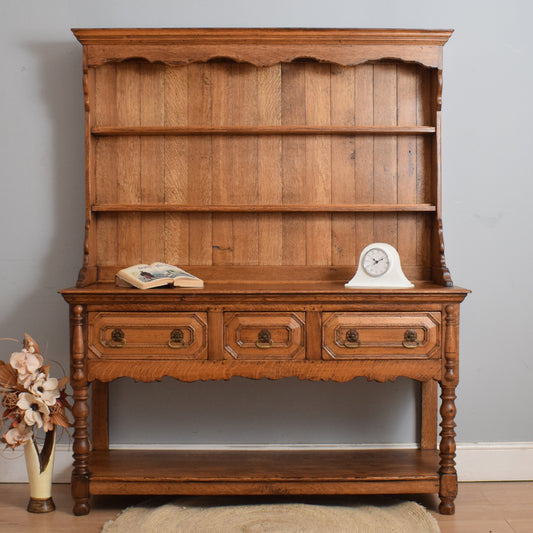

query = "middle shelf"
[91,203,437,213]
[91,125,436,137]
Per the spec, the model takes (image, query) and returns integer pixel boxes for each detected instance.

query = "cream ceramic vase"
[24,428,56,513]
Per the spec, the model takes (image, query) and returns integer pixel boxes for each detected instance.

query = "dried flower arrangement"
[1,334,71,456]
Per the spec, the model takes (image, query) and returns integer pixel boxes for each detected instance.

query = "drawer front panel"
[322,312,440,359]
[224,313,305,360]
[88,312,207,359]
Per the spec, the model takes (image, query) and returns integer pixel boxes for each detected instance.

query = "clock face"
[362,247,390,277]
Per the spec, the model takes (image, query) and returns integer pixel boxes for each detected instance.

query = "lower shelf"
[88,449,440,496]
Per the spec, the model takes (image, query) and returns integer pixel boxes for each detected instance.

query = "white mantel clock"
[345,243,414,289]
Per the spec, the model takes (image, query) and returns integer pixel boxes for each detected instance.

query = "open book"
[115,263,204,289]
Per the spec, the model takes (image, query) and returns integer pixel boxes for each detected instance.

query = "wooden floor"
[0,482,532,532]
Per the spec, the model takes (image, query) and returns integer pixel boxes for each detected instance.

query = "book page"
[151,263,199,280]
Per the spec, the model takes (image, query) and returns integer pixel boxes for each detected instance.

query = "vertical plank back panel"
[331,65,356,265]
[354,64,375,258]
[94,64,118,266]
[258,65,283,265]
[373,63,398,248]
[417,68,434,269]
[89,58,438,279]
[305,63,332,265]
[281,63,307,265]
[164,66,189,265]
[187,63,212,265]
[116,63,141,266]
[211,62,234,265]
[397,64,418,268]
[417,68,434,204]
[140,64,165,264]
[231,64,259,265]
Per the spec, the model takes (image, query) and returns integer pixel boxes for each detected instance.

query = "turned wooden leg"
[439,304,459,515]
[439,384,457,514]
[71,304,90,516]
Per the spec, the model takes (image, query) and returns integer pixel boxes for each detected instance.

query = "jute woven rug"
[101,496,440,533]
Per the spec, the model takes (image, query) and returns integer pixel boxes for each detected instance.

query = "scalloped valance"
[73,28,452,69]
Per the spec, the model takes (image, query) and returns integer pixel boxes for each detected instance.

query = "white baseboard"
[454,442,533,482]
[1,442,532,483]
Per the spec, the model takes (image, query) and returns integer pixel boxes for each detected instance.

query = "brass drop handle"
[343,328,360,348]
[169,328,186,348]
[255,329,273,349]
[109,328,126,348]
[403,329,422,348]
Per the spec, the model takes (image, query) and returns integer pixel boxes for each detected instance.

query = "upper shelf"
[91,126,436,137]
[91,204,437,213]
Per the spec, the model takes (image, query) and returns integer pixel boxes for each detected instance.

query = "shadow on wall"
[109,376,423,445]
[0,40,85,443]
[4,39,422,447]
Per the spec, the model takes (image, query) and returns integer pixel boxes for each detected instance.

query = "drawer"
[322,312,440,359]
[224,312,305,360]
[88,312,207,359]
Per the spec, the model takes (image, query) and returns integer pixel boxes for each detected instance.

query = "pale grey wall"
[1,0,532,447]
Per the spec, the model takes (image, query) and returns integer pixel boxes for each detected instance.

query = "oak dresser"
[61,28,469,515]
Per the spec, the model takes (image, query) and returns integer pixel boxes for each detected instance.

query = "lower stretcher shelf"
[88,449,440,496]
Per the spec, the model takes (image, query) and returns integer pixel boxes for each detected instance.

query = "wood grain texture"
[78,50,95,289]
[91,380,109,451]
[331,64,356,266]
[223,312,305,360]
[187,63,212,265]
[140,63,165,264]
[88,266,445,286]
[211,62,234,266]
[70,304,90,516]
[231,63,259,265]
[88,449,440,487]
[92,125,436,136]
[353,64,375,260]
[439,304,460,514]
[85,359,443,384]
[87,59,442,274]
[73,28,454,46]
[372,63,398,248]
[421,379,439,450]
[397,64,419,270]
[73,29,452,70]
[116,63,141,266]
[258,64,283,265]
[281,62,307,265]
[305,62,331,265]
[163,65,190,266]
[92,203,437,213]
[88,312,208,360]
[416,68,434,274]
[94,64,117,267]
[66,29,467,516]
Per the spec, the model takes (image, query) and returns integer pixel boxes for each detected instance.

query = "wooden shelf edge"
[73,28,453,46]
[90,479,440,496]
[86,359,442,384]
[88,449,441,489]
[92,125,436,136]
[91,203,437,213]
